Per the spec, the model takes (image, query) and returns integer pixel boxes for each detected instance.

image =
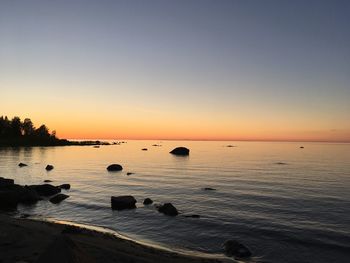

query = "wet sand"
[0,214,229,263]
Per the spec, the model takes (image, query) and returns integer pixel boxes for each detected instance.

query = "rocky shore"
[0,214,229,263]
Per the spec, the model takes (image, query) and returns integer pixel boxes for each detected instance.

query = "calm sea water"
[0,141,349,263]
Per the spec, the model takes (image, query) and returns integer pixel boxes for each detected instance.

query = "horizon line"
[66,138,350,144]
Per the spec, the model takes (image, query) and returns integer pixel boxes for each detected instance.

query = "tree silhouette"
[0,116,62,146]
[22,118,34,136]
[10,117,22,137]
[0,115,106,146]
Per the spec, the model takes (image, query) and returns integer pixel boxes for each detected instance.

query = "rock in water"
[170,147,189,156]
[184,214,200,218]
[59,184,71,190]
[223,240,252,258]
[111,195,137,210]
[46,165,54,171]
[0,177,14,187]
[143,198,153,205]
[50,194,69,204]
[29,184,61,196]
[18,162,28,167]
[0,183,41,210]
[142,148,148,151]
[107,164,123,171]
[203,187,216,191]
[158,203,178,216]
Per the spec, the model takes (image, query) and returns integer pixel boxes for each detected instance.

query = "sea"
[0,141,349,263]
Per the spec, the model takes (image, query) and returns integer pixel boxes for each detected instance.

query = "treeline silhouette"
[0,116,107,147]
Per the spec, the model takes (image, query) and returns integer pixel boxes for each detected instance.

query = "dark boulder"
[223,240,252,258]
[59,184,71,190]
[143,198,153,205]
[170,147,189,156]
[50,194,69,204]
[107,164,123,172]
[8,184,41,204]
[0,177,14,187]
[142,148,148,151]
[300,146,304,149]
[158,203,178,216]
[226,145,236,147]
[0,184,41,210]
[126,172,134,176]
[44,180,53,183]
[111,195,137,210]
[20,186,42,204]
[0,191,18,210]
[46,165,54,171]
[18,162,28,167]
[29,184,61,197]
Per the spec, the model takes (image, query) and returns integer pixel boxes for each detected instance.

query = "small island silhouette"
[0,116,107,147]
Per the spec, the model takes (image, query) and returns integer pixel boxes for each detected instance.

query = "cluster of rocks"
[110,195,180,216]
[0,177,70,210]
[18,163,55,171]
[9,146,254,259]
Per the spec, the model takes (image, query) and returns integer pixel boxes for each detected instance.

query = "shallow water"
[1,141,349,263]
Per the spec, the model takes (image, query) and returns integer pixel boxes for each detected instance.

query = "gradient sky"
[1,0,349,141]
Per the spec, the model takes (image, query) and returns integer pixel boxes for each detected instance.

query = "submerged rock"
[143,198,153,205]
[46,165,54,171]
[107,164,123,172]
[203,187,216,191]
[170,147,189,156]
[59,184,71,190]
[29,184,61,197]
[111,195,137,210]
[300,146,304,149]
[184,214,200,218]
[223,240,252,258]
[158,203,178,216]
[126,172,134,176]
[226,145,236,147]
[44,180,53,183]
[142,148,148,151]
[50,194,69,204]
[275,162,287,165]
[18,162,28,167]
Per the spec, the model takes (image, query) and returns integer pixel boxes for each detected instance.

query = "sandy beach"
[0,214,229,263]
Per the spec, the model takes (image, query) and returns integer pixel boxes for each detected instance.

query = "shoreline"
[0,213,232,263]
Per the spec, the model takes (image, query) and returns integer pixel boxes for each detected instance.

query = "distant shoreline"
[0,139,111,147]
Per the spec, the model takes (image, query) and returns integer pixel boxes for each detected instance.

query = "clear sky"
[1,0,349,142]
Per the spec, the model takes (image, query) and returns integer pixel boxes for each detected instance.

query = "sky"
[1,0,349,142]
